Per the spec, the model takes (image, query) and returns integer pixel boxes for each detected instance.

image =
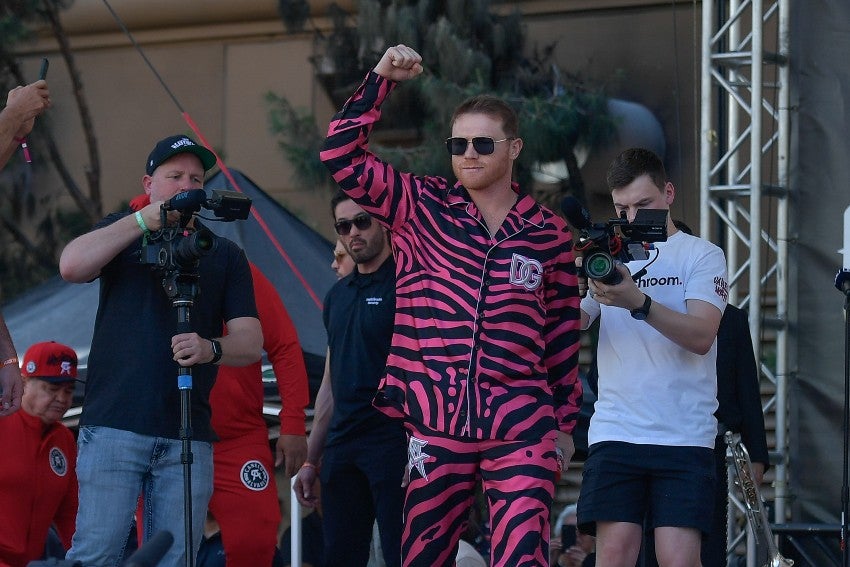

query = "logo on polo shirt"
[240,460,270,491]
[509,253,543,291]
[49,447,68,477]
[366,296,383,306]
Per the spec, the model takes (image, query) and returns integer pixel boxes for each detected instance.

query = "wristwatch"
[209,339,223,364]
[630,294,652,320]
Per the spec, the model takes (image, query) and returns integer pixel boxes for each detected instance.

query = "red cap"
[21,341,78,382]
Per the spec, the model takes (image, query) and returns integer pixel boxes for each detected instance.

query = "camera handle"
[156,204,195,233]
[164,271,201,567]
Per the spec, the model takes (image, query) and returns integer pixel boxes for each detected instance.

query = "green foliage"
[0,1,42,62]
[0,0,95,301]
[0,167,88,302]
[277,0,310,33]
[520,89,614,164]
[0,0,73,53]
[265,92,333,189]
[0,19,30,53]
[269,0,615,203]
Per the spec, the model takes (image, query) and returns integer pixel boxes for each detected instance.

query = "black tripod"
[835,269,850,567]
[163,268,201,567]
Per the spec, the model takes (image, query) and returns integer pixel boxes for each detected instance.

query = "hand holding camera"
[562,196,667,286]
[137,201,180,233]
[139,189,251,273]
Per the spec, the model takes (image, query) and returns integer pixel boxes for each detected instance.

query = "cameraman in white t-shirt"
[575,148,728,567]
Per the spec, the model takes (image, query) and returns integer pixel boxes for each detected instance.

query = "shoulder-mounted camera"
[562,196,668,285]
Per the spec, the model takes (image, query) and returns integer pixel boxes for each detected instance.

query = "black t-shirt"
[195,532,226,567]
[197,531,285,567]
[80,212,257,441]
[322,257,404,447]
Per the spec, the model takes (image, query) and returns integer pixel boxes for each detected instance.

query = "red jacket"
[211,263,309,440]
[0,411,77,567]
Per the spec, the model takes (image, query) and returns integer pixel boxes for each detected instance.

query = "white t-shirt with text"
[582,230,728,449]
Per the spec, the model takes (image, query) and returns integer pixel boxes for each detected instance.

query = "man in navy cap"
[60,134,262,567]
[0,341,79,567]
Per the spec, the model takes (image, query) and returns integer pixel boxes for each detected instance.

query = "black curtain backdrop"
[790,0,850,523]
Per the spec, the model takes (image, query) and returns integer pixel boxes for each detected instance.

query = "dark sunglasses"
[334,213,373,236]
[445,136,512,156]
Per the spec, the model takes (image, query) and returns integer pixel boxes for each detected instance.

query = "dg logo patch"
[240,460,270,491]
[49,447,68,477]
[509,253,543,291]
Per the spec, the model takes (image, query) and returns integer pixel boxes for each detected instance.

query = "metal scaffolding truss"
[700,0,791,563]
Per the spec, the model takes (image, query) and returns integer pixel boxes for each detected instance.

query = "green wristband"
[134,211,149,234]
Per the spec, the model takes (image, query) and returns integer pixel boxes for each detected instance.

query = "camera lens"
[191,230,215,253]
[584,251,622,285]
[585,251,613,279]
[172,228,217,268]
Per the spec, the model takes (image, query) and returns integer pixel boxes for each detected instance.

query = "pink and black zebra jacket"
[320,72,583,442]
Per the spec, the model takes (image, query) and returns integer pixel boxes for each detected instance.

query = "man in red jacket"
[207,262,309,566]
[0,341,78,567]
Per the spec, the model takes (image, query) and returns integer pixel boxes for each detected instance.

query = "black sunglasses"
[445,136,512,156]
[334,213,373,236]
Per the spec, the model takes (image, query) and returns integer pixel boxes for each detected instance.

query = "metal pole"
[773,0,792,528]
[290,476,303,567]
[700,0,715,242]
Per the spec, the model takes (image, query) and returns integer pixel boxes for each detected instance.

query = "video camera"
[140,189,251,273]
[561,196,668,285]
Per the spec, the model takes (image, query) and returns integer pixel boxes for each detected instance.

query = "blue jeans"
[67,426,213,567]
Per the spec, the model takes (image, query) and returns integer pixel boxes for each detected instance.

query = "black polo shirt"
[81,213,256,442]
[323,256,402,447]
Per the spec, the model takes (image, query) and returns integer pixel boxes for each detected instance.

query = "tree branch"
[40,0,102,219]
[0,211,57,273]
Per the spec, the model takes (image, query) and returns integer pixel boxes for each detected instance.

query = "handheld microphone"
[123,530,174,567]
[163,189,207,212]
[561,196,593,231]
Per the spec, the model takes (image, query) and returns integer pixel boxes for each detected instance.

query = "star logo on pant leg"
[408,436,431,481]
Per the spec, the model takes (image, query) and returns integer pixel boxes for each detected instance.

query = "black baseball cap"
[145,135,217,175]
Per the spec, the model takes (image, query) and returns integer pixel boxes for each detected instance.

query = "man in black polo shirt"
[293,190,406,567]
[59,135,262,567]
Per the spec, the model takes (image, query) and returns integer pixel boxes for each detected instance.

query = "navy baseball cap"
[145,135,217,175]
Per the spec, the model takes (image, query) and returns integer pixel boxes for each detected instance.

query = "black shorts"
[576,441,715,536]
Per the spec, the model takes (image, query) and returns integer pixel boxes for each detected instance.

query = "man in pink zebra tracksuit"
[320,44,583,567]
